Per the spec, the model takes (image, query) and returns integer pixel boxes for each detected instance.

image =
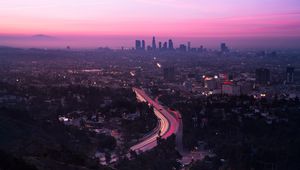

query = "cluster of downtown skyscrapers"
[135,36,229,53]
[135,36,174,51]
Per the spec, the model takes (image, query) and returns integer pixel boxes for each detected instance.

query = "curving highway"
[130,87,181,153]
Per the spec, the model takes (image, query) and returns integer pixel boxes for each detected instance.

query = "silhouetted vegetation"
[117,135,181,170]
[160,93,300,170]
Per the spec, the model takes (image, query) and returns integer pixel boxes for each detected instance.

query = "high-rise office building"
[168,39,174,50]
[188,42,191,51]
[159,42,162,50]
[198,45,204,52]
[222,82,241,96]
[147,45,152,51]
[204,77,217,90]
[179,44,187,52]
[221,43,229,52]
[142,40,146,50]
[163,42,168,49]
[135,40,141,50]
[256,68,271,85]
[286,67,295,84]
[152,36,157,50]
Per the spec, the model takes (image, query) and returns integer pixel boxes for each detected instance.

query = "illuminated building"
[222,81,241,96]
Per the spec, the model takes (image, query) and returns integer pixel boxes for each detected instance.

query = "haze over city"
[1,0,300,48]
[1,1,300,170]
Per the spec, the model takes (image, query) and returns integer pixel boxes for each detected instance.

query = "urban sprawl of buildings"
[0,37,299,170]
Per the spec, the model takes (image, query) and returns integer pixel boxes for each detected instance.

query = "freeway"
[130,87,181,153]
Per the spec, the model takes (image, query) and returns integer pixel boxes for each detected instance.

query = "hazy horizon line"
[1,34,300,49]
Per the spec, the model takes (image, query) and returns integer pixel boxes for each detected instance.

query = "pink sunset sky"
[1,0,300,48]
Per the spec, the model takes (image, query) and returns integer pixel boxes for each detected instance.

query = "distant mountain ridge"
[32,34,56,39]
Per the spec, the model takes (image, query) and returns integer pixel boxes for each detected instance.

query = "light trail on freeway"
[130,87,181,153]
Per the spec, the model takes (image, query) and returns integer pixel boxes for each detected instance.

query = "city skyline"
[1,1,300,170]
[1,35,300,49]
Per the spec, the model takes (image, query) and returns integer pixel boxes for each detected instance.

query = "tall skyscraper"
[198,45,204,52]
[152,36,157,50]
[147,45,152,51]
[221,43,229,52]
[256,68,271,85]
[188,42,191,51]
[286,67,295,84]
[163,42,168,49]
[168,39,174,50]
[135,40,141,50]
[159,42,162,50]
[179,44,187,52]
[142,40,146,50]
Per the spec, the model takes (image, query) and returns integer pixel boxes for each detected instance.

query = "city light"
[156,63,162,68]
[1,0,299,169]
[59,116,69,122]
[130,71,135,76]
